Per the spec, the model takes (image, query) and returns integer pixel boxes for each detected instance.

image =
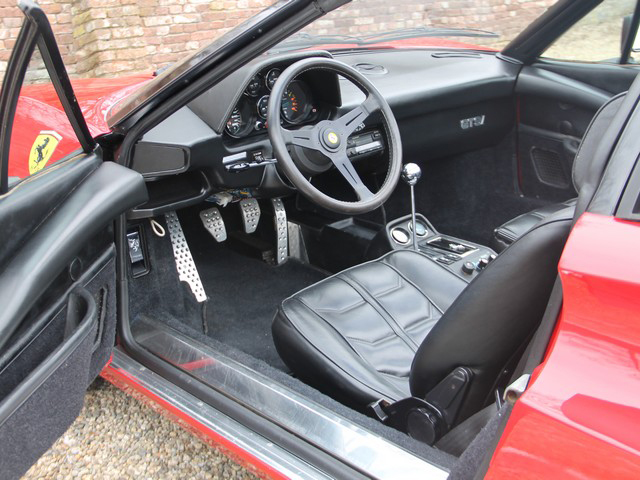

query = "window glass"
[7,46,80,183]
[543,0,636,63]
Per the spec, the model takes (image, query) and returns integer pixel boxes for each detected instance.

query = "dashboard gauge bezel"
[244,74,262,97]
[224,98,256,138]
[257,95,270,120]
[265,68,282,90]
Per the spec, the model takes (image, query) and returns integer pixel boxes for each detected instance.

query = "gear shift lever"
[401,163,422,251]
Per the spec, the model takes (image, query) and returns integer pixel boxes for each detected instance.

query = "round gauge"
[281,80,313,124]
[257,95,269,119]
[225,99,254,138]
[265,68,281,90]
[245,75,261,97]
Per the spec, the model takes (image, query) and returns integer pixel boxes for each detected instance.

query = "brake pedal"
[199,207,227,242]
[272,198,288,265]
[165,211,207,302]
[239,198,260,234]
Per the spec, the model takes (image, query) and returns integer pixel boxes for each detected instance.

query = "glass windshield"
[273,0,557,52]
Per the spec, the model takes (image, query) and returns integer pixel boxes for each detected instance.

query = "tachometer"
[281,81,313,124]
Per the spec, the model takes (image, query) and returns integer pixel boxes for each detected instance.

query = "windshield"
[273,0,557,52]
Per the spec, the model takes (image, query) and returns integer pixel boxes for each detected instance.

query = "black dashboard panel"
[130,47,520,212]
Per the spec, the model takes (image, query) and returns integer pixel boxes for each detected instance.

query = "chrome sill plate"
[108,347,329,480]
[134,320,450,480]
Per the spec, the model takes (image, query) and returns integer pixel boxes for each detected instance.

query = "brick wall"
[1,0,555,82]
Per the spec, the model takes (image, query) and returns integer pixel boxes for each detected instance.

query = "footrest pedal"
[199,207,227,242]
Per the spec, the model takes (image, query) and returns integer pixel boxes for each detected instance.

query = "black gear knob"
[402,163,422,186]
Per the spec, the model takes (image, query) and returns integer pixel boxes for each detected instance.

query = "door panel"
[515,63,637,201]
[0,2,148,478]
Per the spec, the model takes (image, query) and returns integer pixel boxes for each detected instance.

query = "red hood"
[8,74,152,178]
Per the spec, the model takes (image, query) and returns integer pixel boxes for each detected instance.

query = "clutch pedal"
[239,198,260,234]
[165,211,207,302]
[272,198,288,265]
[199,207,227,242]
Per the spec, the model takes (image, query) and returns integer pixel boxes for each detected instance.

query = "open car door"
[0,2,147,478]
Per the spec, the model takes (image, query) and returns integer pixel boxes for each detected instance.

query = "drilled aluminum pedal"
[239,198,260,234]
[272,198,288,265]
[199,207,227,242]
[165,211,207,302]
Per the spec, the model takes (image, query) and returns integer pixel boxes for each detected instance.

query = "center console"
[386,214,496,280]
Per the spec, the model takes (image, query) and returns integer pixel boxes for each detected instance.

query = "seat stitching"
[339,274,421,351]
[379,260,447,315]
[284,297,407,401]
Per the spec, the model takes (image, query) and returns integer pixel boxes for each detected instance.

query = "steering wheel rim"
[268,57,402,215]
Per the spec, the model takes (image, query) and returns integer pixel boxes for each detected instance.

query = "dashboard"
[128,48,520,219]
[225,68,320,138]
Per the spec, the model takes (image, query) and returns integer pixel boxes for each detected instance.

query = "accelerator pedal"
[199,207,227,242]
[272,198,288,265]
[239,198,261,234]
[165,211,207,302]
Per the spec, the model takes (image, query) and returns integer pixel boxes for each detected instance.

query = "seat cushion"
[272,250,467,408]
[491,198,576,252]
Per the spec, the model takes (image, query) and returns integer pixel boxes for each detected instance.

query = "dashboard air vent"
[352,62,388,75]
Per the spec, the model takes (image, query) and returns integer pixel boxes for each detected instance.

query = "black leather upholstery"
[273,250,468,407]
[273,207,573,419]
[273,75,640,430]
[491,198,576,252]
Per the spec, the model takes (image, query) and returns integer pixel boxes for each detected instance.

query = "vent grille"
[352,62,387,75]
[531,147,569,188]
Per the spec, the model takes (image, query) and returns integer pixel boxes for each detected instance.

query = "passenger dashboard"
[128,48,519,219]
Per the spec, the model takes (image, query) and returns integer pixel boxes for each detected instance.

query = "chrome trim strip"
[134,320,450,480]
[109,348,330,480]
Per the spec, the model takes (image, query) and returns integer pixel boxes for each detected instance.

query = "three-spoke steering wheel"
[268,58,402,215]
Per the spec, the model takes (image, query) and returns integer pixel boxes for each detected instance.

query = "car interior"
[5,1,640,477]
[121,34,640,468]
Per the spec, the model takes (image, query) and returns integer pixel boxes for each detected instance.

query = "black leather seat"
[273,80,637,435]
[491,198,577,252]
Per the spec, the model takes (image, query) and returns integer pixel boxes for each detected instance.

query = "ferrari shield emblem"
[29,131,62,175]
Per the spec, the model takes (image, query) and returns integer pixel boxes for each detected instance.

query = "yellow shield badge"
[29,131,62,175]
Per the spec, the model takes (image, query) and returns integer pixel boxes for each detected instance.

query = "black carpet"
[385,133,556,246]
[180,216,327,370]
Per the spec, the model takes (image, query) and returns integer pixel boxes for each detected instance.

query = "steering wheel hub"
[321,128,341,150]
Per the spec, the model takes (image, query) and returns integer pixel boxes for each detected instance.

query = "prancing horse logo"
[28,131,62,175]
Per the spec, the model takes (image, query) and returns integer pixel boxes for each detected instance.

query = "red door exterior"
[486,212,640,478]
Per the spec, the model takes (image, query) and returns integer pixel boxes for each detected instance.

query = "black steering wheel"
[268,57,402,215]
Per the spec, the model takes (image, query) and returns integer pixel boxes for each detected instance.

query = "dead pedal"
[199,207,227,242]
[165,211,207,302]
[272,198,288,265]
[239,198,260,234]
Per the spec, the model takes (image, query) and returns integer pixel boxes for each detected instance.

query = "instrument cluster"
[225,67,319,138]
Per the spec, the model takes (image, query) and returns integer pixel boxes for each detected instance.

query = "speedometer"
[281,81,313,124]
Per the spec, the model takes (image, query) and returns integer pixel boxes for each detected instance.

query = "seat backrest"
[409,74,640,424]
